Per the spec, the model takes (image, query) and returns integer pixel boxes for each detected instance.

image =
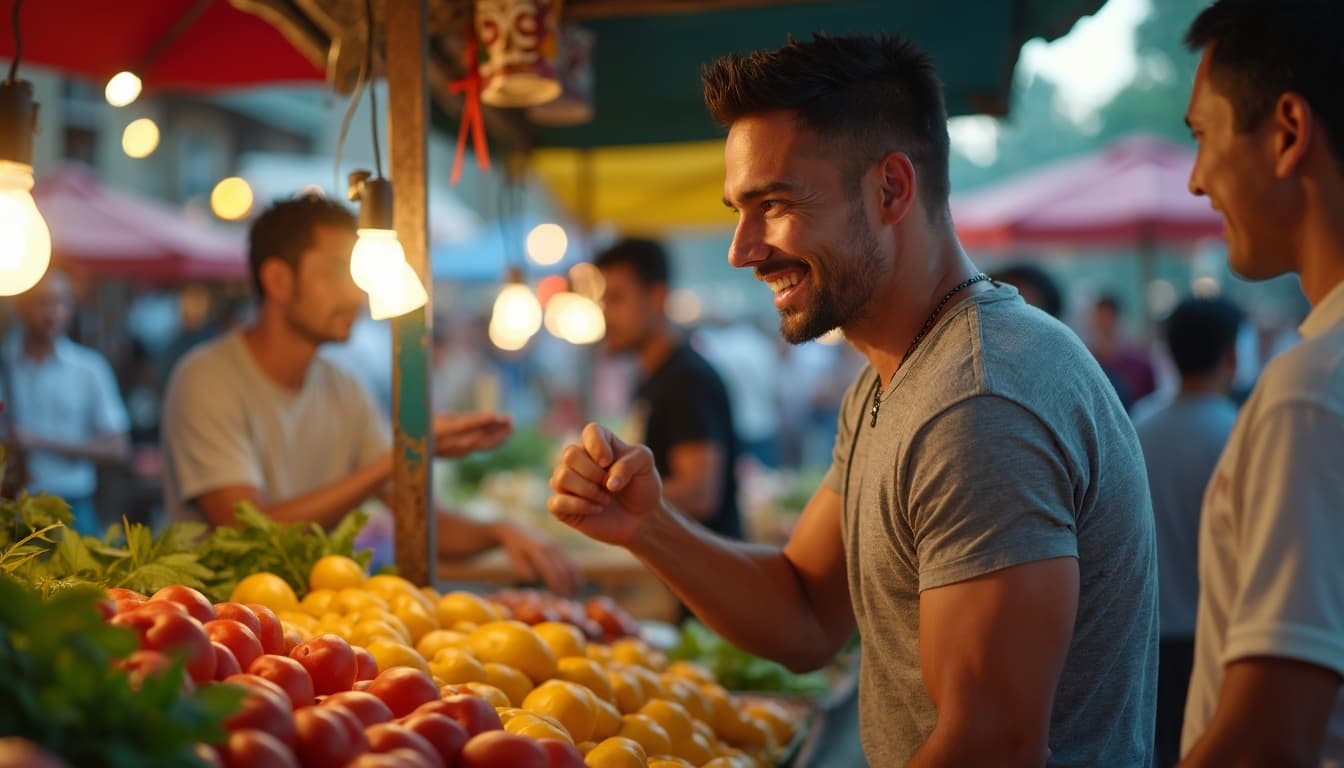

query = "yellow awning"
[529,141,734,236]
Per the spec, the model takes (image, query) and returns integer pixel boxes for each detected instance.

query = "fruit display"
[486,588,642,643]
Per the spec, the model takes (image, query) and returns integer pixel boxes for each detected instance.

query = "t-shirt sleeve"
[161,356,263,503]
[1224,400,1344,674]
[822,369,872,495]
[903,395,1079,592]
[87,354,130,435]
[659,367,733,451]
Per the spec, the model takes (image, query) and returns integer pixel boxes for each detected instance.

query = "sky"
[948,0,1149,166]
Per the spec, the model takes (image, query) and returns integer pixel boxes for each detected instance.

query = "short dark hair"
[1185,0,1344,173]
[248,194,357,297]
[702,33,951,219]
[592,238,670,288]
[1163,296,1246,377]
[990,263,1063,318]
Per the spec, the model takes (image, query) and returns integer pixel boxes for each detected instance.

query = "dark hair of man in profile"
[248,194,357,298]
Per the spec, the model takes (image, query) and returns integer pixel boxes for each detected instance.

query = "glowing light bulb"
[210,177,253,220]
[121,118,160,158]
[350,227,406,293]
[105,71,143,107]
[490,281,542,350]
[544,292,604,344]
[0,161,52,297]
[525,222,568,266]
[367,258,428,320]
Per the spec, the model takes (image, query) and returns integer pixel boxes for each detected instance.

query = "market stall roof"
[34,163,247,282]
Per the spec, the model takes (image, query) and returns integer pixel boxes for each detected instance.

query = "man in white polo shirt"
[1179,1,1344,764]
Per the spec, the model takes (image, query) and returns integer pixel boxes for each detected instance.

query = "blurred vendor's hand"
[432,412,512,458]
[492,521,583,597]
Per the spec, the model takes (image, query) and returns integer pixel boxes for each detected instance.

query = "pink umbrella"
[952,134,1224,249]
[33,163,246,282]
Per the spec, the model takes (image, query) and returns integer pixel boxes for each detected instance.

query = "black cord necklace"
[869,272,990,427]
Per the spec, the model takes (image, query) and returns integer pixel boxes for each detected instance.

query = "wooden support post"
[386,0,434,585]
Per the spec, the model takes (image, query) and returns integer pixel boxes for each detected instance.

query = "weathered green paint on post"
[386,0,434,585]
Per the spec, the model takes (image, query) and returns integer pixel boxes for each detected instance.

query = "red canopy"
[0,0,323,92]
[952,135,1225,250]
[34,164,246,282]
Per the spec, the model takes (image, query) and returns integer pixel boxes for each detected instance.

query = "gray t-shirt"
[1133,394,1238,639]
[823,285,1157,766]
[161,332,390,525]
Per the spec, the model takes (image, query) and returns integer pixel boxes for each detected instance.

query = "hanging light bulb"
[544,290,604,344]
[490,267,542,350]
[104,71,143,107]
[347,171,425,319]
[0,69,51,297]
[525,222,568,266]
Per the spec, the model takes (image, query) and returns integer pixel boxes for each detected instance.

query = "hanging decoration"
[474,0,563,108]
[448,37,491,186]
[526,24,593,126]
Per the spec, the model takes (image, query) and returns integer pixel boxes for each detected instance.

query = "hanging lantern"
[474,0,564,108]
[526,24,594,126]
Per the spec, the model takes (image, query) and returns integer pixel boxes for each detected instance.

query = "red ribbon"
[448,38,491,186]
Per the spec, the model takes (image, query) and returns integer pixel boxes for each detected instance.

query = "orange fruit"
[436,591,497,627]
[460,681,511,709]
[429,647,487,684]
[585,643,613,665]
[606,668,646,714]
[663,660,715,687]
[522,679,598,743]
[647,758,695,768]
[504,710,573,744]
[365,639,431,675]
[639,699,694,754]
[416,629,467,660]
[620,664,666,702]
[590,697,622,740]
[465,620,558,684]
[556,656,615,704]
[743,699,794,745]
[661,676,711,723]
[392,599,439,644]
[483,662,535,706]
[332,588,389,614]
[583,737,647,768]
[299,588,337,617]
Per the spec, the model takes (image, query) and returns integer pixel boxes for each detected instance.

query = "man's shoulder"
[1253,330,1344,414]
[53,338,115,372]
[166,333,244,393]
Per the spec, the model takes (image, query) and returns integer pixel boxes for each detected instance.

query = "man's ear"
[1272,92,1313,179]
[874,151,919,227]
[258,258,294,303]
[648,281,669,313]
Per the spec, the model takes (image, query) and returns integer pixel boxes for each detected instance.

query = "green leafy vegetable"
[669,620,831,697]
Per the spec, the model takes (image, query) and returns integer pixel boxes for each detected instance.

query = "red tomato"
[289,634,357,695]
[212,642,243,680]
[367,667,440,719]
[365,723,442,768]
[245,604,287,655]
[537,739,585,768]
[224,673,290,704]
[213,603,262,637]
[322,691,395,727]
[321,704,372,755]
[293,706,368,767]
[248,655,316,710]
[458,731,546,768]
[414,695,503,737]
[150,585,218,624]
[118,649,183,690]
[106,587,147,602]
[222,678,298,746]
[399,713,468,766]
[346,750,435,768]
[353,646,379,682]
[205,620,264,671]
[111,607,216,684]
[220,729,299,768]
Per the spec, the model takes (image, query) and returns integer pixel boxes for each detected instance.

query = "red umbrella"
[0,0,324,93]
[952,134,1224,250]
[34,163,246,282]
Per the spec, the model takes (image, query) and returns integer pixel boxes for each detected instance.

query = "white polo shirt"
[1182,279,1344,764]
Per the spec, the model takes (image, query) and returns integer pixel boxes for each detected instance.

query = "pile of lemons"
[229,556,797,768]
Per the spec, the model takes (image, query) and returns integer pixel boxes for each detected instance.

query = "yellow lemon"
[639,699,694,753]
[591,697,622,740]
[299,588,337,617]
[583,737,647,768]
[701,756,755,768]
[698,682,739,737]
[522,679,598,743]
[606,668,646,714]
[648,758,695,768]
[719,714,775,752]
[661,676,711,723]
[350,619,406,648]
[743,699,795,745]
[333,588,389,614]
[460,681,512,709]
[556,656,615,704]
[664,659,716,687]
[504,710,573,744]
[691,717,719,750]
[483,662,535,706]
[532,621,588,659]
[308,555,366,592]
[420,585,442,603]
[616,713,671,756]
[429,647,487,684]
[672,730,715,765]
[393,600,439,644]
[620,664,667,702]
[435,591,497,627]
[465,620,558,684]
[230,573,299,612]
[585,643,613,665]
[416,629,467,660]
[609,638,654,669]
[365,639,431,675]
[276,611,318,633]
